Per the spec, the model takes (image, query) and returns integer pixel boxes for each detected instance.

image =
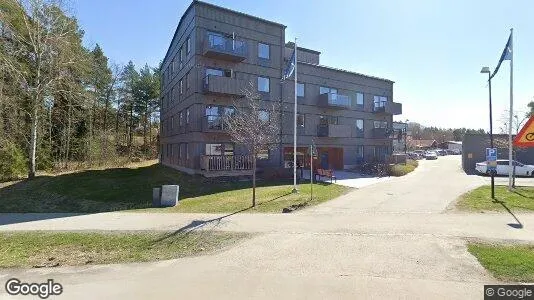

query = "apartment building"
[160,0,402,176]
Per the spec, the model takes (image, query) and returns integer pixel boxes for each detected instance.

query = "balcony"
[372,127,394,139]
[317,124,351,138]
[203,75,245,96]
[318,93,351,109]
[200,155,254,177]
[373,101,402,115]
[203,33,248,62]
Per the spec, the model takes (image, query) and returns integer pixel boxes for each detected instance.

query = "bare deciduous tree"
[224,83,281,207]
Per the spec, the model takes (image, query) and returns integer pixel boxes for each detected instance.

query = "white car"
[476,160,534,177]
[424,151,438,160]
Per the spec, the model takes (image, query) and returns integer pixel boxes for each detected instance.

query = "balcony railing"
[373,101,402,115]
[203,33,248,62]
[203,75,245,96]
[318,93,351,109]
[372,127,394,139]
[200,155,254,172]
[317,124,352,138]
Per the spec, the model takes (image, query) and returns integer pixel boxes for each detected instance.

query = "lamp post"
[481,66,495,199]
[404,119,409,154]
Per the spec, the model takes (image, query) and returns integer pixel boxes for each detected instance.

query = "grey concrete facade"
[160,0,402,175]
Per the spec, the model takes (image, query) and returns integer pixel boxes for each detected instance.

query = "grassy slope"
[0,231,250,268]
[456,186,534,212]
[0,163,351,213]
[468,242,534,282]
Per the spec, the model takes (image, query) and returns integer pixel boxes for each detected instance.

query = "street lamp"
[481,66,495,199]
[404,119,409,154]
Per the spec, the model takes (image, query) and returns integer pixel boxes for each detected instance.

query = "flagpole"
[292,38,298,193]
[508,28,514,191]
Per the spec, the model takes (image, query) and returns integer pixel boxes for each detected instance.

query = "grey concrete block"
[152,188,161,207]
[161,185,179,207]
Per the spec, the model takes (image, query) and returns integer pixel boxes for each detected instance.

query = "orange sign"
[513,116,534,147]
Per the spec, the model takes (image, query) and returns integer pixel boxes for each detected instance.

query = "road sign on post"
[513,116,534,148]
[486,148,497,172]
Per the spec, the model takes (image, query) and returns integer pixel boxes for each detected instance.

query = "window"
[178,143,182,159]
[258,43,270,59]
[374,146,390,162]
[257,148,269,160]
[259,110,269,122]
[185,71,190,90]
[186,36,191,54]
[297,114,305,128]
[297,83,305,97]
[179,46,184,68]
[374,95,388,109]
[258,76,270,92]
[205,105,235,129]
[172,60,175,73]
[356,92,364,106]
[205,68,232,84]
[170,144,173,156]
[186,108,190,124]
[356,145,364,162]
[374,120,388,128]
[171,87,174,104]
[171,116,174,129]
[355,119,364,137]
[205,143,234,156]
[179,111,183,127]
[185,143,189,160]
[320,86,337,95]
[319,115,338,125]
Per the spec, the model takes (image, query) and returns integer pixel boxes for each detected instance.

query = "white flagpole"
[292,38,298,193]
[508,28,514,190]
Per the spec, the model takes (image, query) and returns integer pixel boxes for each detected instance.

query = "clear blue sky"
[73,0,533,130]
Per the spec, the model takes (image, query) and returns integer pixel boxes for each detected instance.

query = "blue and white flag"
[282,49,295,81]
[490,32,513,79]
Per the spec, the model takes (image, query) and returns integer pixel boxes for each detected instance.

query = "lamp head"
[480,67,491,74]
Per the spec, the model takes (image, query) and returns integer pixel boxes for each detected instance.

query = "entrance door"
[320,152,329,169]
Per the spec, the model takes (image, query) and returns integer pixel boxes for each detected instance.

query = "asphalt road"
[1,156,533,299]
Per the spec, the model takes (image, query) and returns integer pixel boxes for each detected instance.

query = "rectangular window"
[185,143,189,160]
[171,87,174,104]
[179,79,183,94]
[179,111,183,126]
[257,148,269,160]
[258,42,270,59]
[374,95,388,109]
[186,108,190,124]
[259,110,269,122]
[320,86,337,94]
[179,46,184,68]
[356,92,364,106]
[171,116,174,129]
[356,145,364,162]
[172,59,175,73]
[186,72,190,90]
[297,114,305,128]
[373,120,388,128]
[319,115,338,125]
[297,83,305,97]
[170,144,173,157]
[205,143,234,156]
[355,119,364,137]
[186,36,191,54]
[178,143,182,159]
[258,76,270,93]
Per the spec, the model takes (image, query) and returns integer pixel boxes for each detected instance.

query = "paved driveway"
[1,155,531,299]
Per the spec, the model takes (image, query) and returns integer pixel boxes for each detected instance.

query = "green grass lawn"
[456,186,534,212]
[0,163,351,213]
[389,159,418,177]
[140,182,350,213]
[468,242,534,282]
[0,231,250,268]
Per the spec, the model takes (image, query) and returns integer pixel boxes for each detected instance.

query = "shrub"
[389,159,418,177]
[0,142,27,181]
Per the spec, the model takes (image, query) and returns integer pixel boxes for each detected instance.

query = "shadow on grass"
[492,198,523,229]
[152,192,292,244]
[512,190,534,200]
[0,164,300,225]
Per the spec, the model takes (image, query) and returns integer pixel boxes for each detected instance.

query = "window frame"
[257,76,270,93]
[355,119,364,137]
[186,36,191,54]
[258,42,270,60]
[297,82,305,97]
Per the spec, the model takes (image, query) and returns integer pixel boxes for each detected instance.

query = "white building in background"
[446,141,462,152]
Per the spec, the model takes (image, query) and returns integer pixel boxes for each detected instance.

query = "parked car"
[413,150,425,158]
[475,160,534,177]
[435,149,448,156]
[425,151,438,160]
[450,149,461,155]
[407,152,423,160]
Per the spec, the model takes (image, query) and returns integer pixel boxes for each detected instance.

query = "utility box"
[160,185,180,207]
